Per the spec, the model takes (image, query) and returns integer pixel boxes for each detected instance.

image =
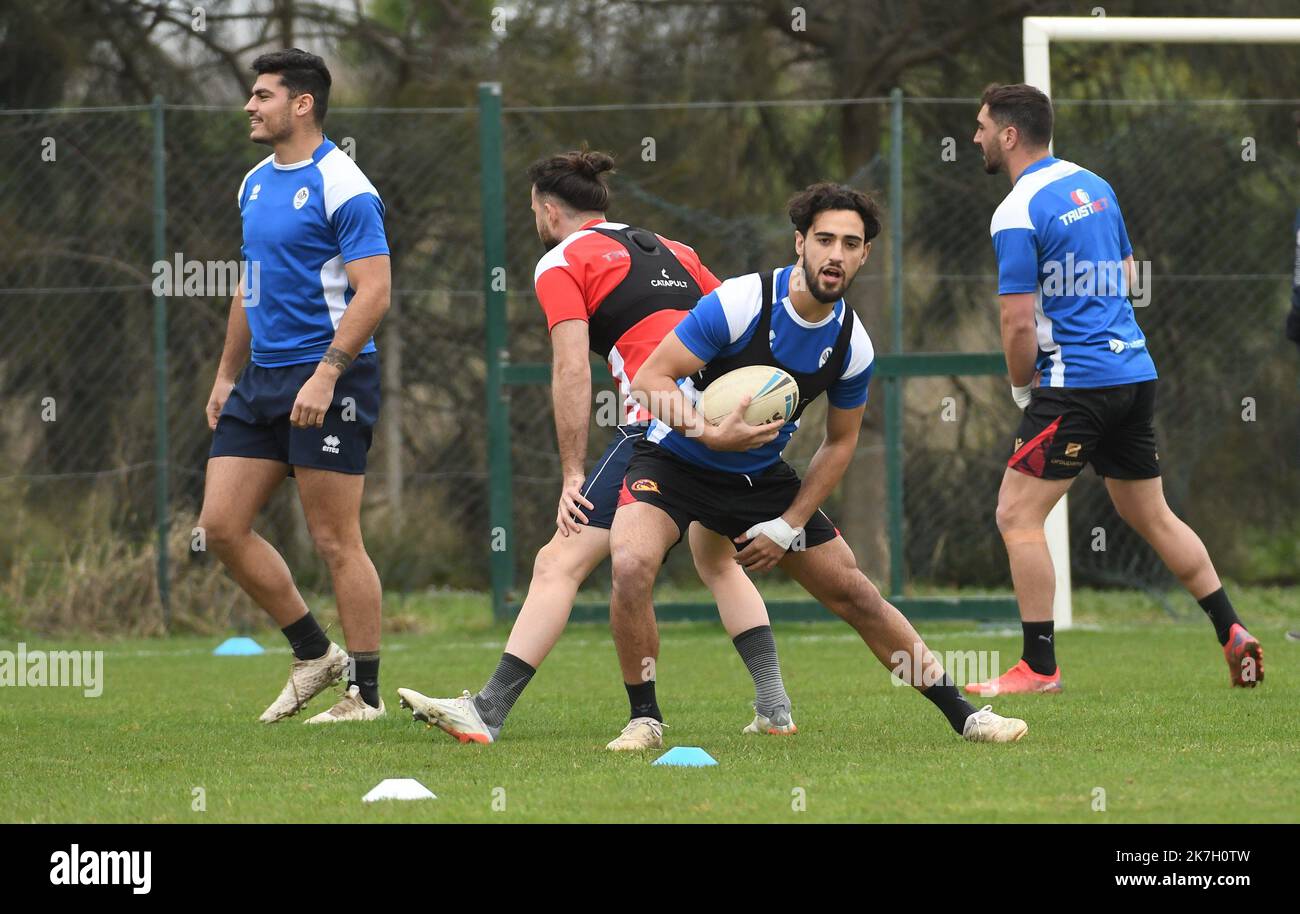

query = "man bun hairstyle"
[787,182,882,241]
[526,149,616,213]
[981,83,1054,149]
[252,48,332,127]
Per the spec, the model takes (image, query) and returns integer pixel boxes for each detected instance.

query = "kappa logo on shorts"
[630,478,660,494]
[321,434,341,455]
[1064,442,1082,458]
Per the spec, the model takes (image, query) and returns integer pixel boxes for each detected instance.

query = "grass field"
[2,587,1298,823]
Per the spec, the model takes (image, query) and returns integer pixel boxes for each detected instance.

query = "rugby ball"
[697,365,800,426]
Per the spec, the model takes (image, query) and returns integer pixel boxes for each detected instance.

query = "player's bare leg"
[199,456,304,626]
[780,536,1026,742]
[691,524,796,734]
[297,467,385,718]
[200,456,348,721]
[1105,477,1217,598]
[965,469,1072,697]
[1106,477,1262,686]
[996,468,1073,624]
[690,523,769,636]
[605,501,680,749]
[505,527,611,666]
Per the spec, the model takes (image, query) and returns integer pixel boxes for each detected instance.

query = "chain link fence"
[2,94,1296,633]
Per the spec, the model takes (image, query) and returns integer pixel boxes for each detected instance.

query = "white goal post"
[1021,16,1300,629]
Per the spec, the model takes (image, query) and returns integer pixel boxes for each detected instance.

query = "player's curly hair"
[526,148,615,212]
[981,83,1053,149]
[252,49,332,127]
[787,182,882,241]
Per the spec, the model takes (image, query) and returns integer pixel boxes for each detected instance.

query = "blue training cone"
[652,746,718,767]
[213,636,265,656]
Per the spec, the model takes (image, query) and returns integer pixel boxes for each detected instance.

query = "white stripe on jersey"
[1033,289,1064,386]
[532,221,629,284]
[316,147,381,220]
[840,316,874,381]
[606,343,639,424]
[320,254,348,329]
[237,153,275,205]
[990,159,1082,236]
[712,272,765,343]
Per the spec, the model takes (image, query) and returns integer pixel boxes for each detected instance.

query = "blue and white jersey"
[237,137,389,367]
[991,156,1157,388]
[647,264,875,474]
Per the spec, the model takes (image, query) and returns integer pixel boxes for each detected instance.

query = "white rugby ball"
[697,365,800,426]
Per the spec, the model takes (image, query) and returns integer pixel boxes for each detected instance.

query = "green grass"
[2,589,1298,823]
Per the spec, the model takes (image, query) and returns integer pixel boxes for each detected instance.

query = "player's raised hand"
[206,377,235,430]
[556,474,594,536]
[703,396,784,452]
[290,369,336,428]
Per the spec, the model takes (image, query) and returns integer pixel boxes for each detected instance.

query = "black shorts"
[617,438,839,549]
[209,353,381,475]
[1008,380,1160,481]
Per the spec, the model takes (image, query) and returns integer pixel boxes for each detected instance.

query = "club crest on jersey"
[293,187,310,210]
[630,478,660,494]
[818,346,833,367]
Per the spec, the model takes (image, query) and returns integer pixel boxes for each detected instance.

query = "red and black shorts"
[1008,380,1160,481]
[617,438,840,549]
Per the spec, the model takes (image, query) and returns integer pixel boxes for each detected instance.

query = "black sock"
[349,651,380,708]
[625,679,662,723]
[1022,621,1057,676]
[1198,588,1242,646]
[922,675,978,734]
[282,613,329,661]
[473,652,536,730]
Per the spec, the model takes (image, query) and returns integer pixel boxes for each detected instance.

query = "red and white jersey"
[533,219,720,423]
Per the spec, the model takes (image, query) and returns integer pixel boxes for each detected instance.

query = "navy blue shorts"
[209,353,381,475]
[576,424,647,529]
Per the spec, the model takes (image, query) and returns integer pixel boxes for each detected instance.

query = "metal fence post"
[885,88,906,599]
[151,95,171,629]
[478,83,514,620]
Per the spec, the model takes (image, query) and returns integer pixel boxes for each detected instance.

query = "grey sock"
[733,625,791,718]
[472,652,536,733]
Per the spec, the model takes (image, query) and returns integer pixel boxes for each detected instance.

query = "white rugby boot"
[742,705,798,735]
[605,716,665,751]
[397,688,496,744]
[961,705,1028,743]
[258,642,349,723]
[305,684,386,723]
